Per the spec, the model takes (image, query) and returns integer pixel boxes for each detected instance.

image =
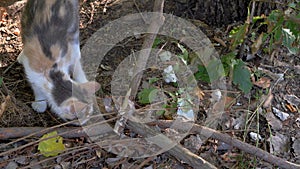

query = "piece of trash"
[272,107,289,121]
[163,65,177,83]
[211,89,222,102]
[249,132,263,142]
[177,98,194,121]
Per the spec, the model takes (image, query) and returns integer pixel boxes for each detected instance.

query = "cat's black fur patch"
[50,68,89,106]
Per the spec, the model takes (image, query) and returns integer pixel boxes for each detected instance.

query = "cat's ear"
[79,81,100,95]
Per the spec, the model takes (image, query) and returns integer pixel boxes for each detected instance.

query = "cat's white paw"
[32,101,47,113]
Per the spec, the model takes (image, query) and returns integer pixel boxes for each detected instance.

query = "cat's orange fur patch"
[50,43,61,60]
[23,36,53,73]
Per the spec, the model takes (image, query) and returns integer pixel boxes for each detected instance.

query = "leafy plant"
[265,9,300,54]
[38,131,65,157]
[138,87,159,104]
[222,1,300,93]
[194,51,253,93]
[230,2,300,55]
[232,60,253,93]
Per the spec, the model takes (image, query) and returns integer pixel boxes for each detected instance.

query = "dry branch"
[0,127,86,139]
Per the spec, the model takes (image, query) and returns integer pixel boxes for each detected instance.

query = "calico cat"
[18,0,100,123]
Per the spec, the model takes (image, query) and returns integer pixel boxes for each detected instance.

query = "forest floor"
[0,0,300,168]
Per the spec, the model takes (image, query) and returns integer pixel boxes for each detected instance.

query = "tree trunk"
[171,0,290,27]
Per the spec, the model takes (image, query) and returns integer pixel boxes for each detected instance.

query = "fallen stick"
[0,127,85,139]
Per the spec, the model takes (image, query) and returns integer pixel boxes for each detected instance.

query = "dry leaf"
[213,36,227,47]
[0,95,10,117]
[286,103,297,113]
[253,77,271,89]
[224,96,235,110]
[251,33,264,55]
[194,88,205,100]
[263,93,274,108]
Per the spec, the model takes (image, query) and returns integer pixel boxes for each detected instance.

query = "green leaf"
[195,59,225,83]
[177,43,189,64]
[268,10,281,22]
[221,52,237,76]
[286,19,299,38]
[195,65,210,83]
[274,27,282,41]
[138,88,159,104]
[0,77,3,87]
[156,104,167,116]
[229,24,248,50]
[152,38,164,48]
[233,60,253,93]
[38,131,65,157]
[288,2,296,9]
[282,28,298,54]
[148,77,159,84]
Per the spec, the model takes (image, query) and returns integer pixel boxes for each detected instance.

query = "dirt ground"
[0,0,300,168]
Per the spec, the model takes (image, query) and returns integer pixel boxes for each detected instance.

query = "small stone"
[29,159,42,169]
[60,162,71,169]
[15,156,29,165]
[5,161,18,169]
[54,165,62,169]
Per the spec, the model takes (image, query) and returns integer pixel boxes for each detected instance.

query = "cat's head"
[49,69,100,124]
[56,81,100,124]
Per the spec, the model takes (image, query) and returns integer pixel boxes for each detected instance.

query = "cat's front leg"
[72,60,88,83]
[31,84,47,113]
[70,43,88,83]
